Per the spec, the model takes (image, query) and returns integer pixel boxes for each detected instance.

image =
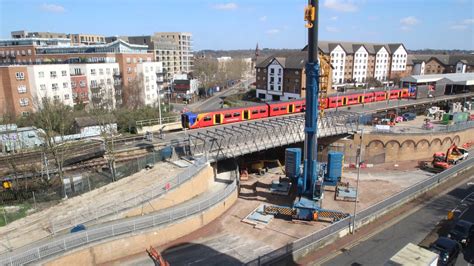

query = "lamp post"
[352,128,364,234]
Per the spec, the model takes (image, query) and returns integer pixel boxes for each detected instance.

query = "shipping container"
[285,148,301,180]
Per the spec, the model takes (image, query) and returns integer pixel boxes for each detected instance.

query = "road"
[172,77,255,113]
[322,171,474,266]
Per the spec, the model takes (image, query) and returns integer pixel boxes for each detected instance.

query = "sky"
[0,0,473,51]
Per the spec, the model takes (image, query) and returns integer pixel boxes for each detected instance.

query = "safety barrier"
[246,157,474,265]
[0,175,237,266]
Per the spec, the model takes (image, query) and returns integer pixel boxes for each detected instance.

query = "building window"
[270,85,274,90]
[16,72,25,80]
[64,94,70,100]
[53,95,60,101]
[127,67,132,73]
[40,84,46,90]
[19,98,29,106]
[52,83,59,91]
[91,69,96,75]
[126,58,131,63]
[50,71,57,78]
[91,80,98,88]
[107,78,112,84]
[61,70,67,76]
[99,69,104,75]
[18,85,27,94]
[146,76,149,82]
[80,81,86,87]
[71,81,76,88]
[38,71,44,78]
[295,71,299,74]
[63,82,68,88]
[22,111,30,117]
[133,58,137,63]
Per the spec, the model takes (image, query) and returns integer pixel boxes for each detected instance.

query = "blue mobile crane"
[264,0,349,222]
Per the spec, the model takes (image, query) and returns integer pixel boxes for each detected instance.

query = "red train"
[181,88,410,129]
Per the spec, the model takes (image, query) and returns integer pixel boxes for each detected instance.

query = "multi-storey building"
[153,32,193,74]
[11,30,68,39]
[69,34,106,45]
[0,38,159,108]
[407,54,474,75]
[116,33,193,81]
[27,64,74,108]
[135,62,164,106]
[69,63,120,109]
[304,41,407,89]
[255,51,332,101]
[0,66,34,116]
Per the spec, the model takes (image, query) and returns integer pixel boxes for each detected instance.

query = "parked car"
[429,237,461,265]
[448,219,474,247]
[402,112,416,121]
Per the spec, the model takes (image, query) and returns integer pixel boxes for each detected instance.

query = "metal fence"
[49,157,208,235]
[371,121,474,135]
[135,116,181,128]
[0,178,237,266]
[246,157,474,265]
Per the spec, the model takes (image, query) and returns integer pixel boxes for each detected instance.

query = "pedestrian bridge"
[187,111,360,162]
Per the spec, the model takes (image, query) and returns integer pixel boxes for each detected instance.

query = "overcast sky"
[1,0,473,50]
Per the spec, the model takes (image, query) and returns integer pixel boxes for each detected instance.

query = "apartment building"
[69,63,120,109]
[116,32,193,80]
[135,62,164,106]
[255,51,333,101]
[0,66,34,116]
[27,64,74,108]
[408,54,474,75]
[69,34,106,45]
[304,41,407,89]
[11,30,68,39]
[154,32,193,74]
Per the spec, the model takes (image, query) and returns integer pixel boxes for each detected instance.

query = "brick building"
[408,54,474,75]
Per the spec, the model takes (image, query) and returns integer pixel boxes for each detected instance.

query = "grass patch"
[0,203,32,227]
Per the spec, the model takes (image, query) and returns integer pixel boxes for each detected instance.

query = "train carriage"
[268,99,306,117]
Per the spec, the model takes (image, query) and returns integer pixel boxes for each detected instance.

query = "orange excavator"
[146,246,169,266]
[433,144,469,170]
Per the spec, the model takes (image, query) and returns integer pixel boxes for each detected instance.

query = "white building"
[70,63,119,109]
[390,45,408,72]
[330,45,346,85]
[136,61,164,106]
[27,64,74,107]
[374,46,390,81]
[353,45,368,83]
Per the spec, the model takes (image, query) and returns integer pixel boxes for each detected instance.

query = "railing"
[49,157,208,235]
[246,157,474,265]
[0,176,237,266]
[135,116,181,128]
[371,121,474,135]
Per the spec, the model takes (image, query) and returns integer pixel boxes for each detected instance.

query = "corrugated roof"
[401,73,474,85]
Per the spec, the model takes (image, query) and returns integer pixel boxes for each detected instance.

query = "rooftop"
[401,73,474,85]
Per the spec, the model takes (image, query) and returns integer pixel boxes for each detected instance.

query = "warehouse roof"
[401,73,474,85]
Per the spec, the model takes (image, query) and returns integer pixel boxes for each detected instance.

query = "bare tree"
[122,74,145,110]
[193,57,218,89]
[32,98,74,188]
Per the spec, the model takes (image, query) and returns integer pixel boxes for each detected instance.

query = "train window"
[260,109,266,113]
[295,105,301,108]
[224,113,232,118]
[233,112,240,117]
[273,107,279,111]
[252,110,258,114]
[203,116,211,121]
[280,107,286,110]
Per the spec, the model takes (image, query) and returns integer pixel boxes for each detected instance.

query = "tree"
[366,77,382,88]
[122,74,145,110]
[31,99,75,188]
[193,57,218,89]
[391,73,402,88]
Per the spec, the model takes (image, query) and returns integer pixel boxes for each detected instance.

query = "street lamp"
[352,128,364,234]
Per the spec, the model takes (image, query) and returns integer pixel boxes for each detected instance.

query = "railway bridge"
[187,110,359,162]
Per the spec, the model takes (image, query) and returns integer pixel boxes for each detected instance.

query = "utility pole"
[352,129,364,233]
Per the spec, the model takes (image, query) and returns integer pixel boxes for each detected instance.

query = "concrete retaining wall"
[137,122,182,134]
[124,165,214,217]
[44,187,238,265]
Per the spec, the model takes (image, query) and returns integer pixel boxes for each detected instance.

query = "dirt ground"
[115,161,435,265]
[0,161,182,255]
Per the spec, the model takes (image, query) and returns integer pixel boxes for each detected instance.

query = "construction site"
[1,1,474,266]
